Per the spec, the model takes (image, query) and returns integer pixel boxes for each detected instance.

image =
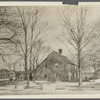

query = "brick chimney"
[58,49,62,55]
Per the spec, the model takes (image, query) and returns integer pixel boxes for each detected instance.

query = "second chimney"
[58,49,62,55]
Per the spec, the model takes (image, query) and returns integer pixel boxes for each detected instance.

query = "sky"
[42,6,100,56]
[1,5,100,70]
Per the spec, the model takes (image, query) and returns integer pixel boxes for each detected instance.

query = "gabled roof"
[35,51,76,71]
[34,51,55,71]
[16,71,25,74]
[53,51,76,66]
[9,70,16,73]
[0,69,9,72]
[34,51,77,80]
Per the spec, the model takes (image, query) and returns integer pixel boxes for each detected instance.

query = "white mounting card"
[0,1,100,99]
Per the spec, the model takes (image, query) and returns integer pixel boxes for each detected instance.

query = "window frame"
[44,74,47,79]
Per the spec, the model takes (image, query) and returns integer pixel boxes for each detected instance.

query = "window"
[56,74,59,78]
[55,63,59,68]
[45,65,47,68]
[44,74,47,79]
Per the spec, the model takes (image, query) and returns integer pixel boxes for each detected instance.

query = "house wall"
[0,69,26,81]
[9,71,16,81]
[36,53,77,82]
[36,61,57,82]
[16,73,25,80]
[0,70,10,79]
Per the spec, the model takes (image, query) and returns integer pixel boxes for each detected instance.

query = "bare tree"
[30,40,51,82]
[13,6,48,88]
[58,6,99,87]
[0,6,18,63]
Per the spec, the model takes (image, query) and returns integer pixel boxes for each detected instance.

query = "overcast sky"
[42,6,100,56]
[0,5,100,70]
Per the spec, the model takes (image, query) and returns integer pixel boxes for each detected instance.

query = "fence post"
[93,74,95,88]
[15,80,18,89]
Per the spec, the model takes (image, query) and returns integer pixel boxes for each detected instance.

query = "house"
[82,66,96,81]
[9,70,16,81]
[0,68,25,81]
[16,71,25,81]
[0,69,10,79]
[0,69,17,81]
[0,69,26,81]
[34,49,78,82]
[94,69,100,79]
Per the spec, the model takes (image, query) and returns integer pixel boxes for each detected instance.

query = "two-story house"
[34,49,78,82]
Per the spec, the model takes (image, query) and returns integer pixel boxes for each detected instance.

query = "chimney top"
[58,49,62,55]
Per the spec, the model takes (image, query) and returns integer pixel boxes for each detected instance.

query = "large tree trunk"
[26,73,30,88]
[25,57,30,88]
[25,27,30,88]
[76,67,79,81]
[30,73,33,81]
[79,66,82,87]
[33,77,35,83]
[33,73,36,83]
[78,42,82,87]
[93,75,95,88]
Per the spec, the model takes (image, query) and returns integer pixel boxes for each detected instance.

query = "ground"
[0,79,100,95]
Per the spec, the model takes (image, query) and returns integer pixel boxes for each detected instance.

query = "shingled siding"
[35,51,77,82]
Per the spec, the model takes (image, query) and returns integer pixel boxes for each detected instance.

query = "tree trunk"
[33,74,35,83]
[33,77,35,83]
[79,66,82,87]
[76,68,79,81]
[78,41,82,87]
[30,73,33,81]
[24,26,30,88]
[93,74,95,88]
[26,73,30,88]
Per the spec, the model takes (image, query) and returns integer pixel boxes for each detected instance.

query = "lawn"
[0,79,100,95]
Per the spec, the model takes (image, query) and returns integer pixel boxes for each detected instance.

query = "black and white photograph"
[0,5,100,96]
